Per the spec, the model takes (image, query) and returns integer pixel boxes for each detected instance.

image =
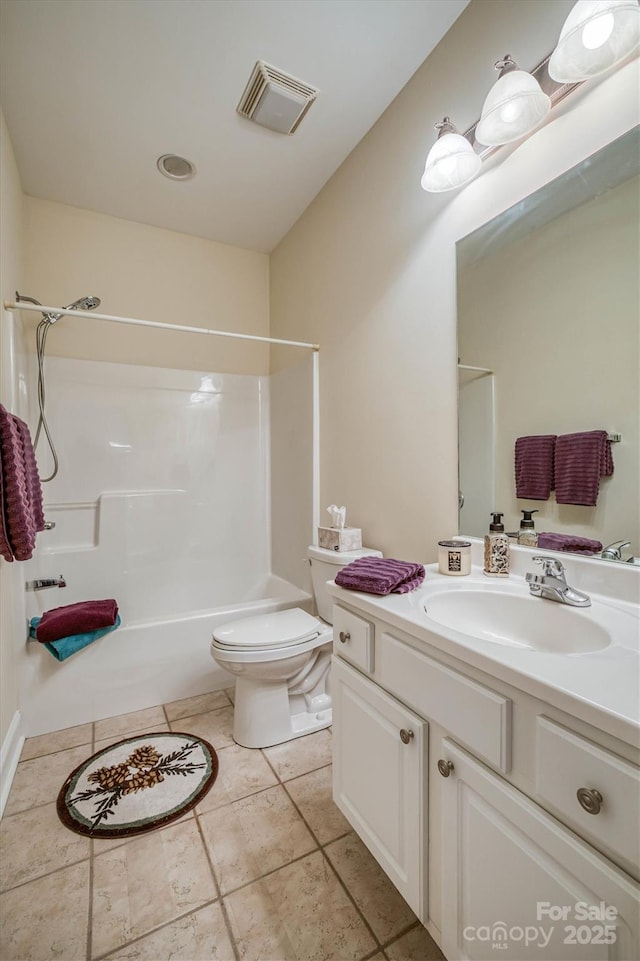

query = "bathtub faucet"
[27,575,66,591]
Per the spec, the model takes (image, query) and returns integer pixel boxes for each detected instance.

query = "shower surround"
[22,357,312,736]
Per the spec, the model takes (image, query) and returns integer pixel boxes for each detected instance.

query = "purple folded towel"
[334,557,425,595]
[537,533,603,555]
[35,599,119,644]
[515,435,556,500]
[554,431,613,507]
[0,404,45,562]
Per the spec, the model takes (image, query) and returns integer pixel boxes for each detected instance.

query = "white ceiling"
[0,0,469,252]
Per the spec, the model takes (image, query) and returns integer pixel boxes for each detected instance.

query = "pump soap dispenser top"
[484,512,510,576]
[518,509,539,547]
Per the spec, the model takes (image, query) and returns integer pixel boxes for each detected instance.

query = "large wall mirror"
[457,127,639,561]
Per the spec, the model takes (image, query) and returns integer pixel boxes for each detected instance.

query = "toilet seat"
[210,625,332,664]
[212,607,322,652]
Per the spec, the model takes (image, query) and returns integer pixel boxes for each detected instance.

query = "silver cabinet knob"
[577,787,603,815]
[437,759,454,777]
[399,729,414,744]
[338,631,351,644]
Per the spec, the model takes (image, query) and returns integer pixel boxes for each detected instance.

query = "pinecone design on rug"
[61,735,216,836]
[88,745,164,795]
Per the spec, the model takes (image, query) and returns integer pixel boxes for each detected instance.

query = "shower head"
[16,291,101,323]
[67,296,101,312]
[45,295,101,323]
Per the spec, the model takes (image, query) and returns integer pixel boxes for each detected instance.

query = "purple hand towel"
[515,435,556,500]
[35,599,119,644]
[555,431,613,507]
[15,418,45,533]
[537,532,603,555]
[334,557,425,595]
[0,444,12,562]
[0,404,45,561]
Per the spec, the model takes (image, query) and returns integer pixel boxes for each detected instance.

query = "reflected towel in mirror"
[554,431,613,507]
[515,434,556,500]
[537,532,603,555]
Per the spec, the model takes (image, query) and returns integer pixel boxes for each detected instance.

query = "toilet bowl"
[210,545,382,748]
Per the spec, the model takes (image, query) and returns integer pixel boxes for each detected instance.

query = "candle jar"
[438,540,472,576]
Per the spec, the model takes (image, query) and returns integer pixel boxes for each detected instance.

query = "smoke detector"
[237,61,318,135]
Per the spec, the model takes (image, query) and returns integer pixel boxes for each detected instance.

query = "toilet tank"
[307,545,383,624]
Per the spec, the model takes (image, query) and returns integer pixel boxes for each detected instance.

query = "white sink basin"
[423,588,611,654]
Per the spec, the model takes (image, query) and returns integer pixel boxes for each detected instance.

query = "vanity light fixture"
[475,55,551,147]
[548,0,640,82]
[420,2,638,194]
[420,117,482,193]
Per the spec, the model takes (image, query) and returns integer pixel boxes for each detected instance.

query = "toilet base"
[232,675,332,749]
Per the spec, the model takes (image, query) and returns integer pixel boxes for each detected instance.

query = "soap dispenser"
[484,512,510,576]
[518,509,539,547]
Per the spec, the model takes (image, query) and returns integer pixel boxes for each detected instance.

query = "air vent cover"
[237,61,317,135]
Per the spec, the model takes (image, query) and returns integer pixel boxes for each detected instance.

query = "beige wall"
[270,0,639,561]
[23,198,270,375]
[0,110,27,748]
[458,175,640,550]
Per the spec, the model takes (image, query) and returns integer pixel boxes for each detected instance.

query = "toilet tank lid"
[308,545,383,566]
[212,607,321,649]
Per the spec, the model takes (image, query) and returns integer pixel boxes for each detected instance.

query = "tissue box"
[318,526,362,552]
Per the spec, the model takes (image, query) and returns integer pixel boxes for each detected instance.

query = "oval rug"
[57,731,218,839]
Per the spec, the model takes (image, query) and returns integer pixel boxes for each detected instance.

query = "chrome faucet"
[525,556,591,607]
[27,575,66,591]
[601,540,633,562]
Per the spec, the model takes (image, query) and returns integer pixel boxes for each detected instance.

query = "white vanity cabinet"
[331,598,640,961]
[439,738,639,961]
[332,656,428,919]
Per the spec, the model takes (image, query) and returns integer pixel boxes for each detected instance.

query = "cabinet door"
[439,739,639,961]
[332,656,428,920]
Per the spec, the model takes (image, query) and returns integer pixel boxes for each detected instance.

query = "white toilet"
[210,544,382,748]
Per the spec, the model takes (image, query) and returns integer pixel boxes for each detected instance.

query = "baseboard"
[0,711,24,818]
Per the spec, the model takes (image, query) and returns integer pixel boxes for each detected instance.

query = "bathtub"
[20,574,312,737]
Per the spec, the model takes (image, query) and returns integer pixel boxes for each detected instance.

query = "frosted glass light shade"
[549,0,640,82]
[476,66,551,146]
[421,123,481,193]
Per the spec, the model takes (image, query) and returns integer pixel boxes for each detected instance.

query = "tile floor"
[0,689,445,961]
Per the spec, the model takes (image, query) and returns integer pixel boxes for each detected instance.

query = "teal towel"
[29,615,121,661]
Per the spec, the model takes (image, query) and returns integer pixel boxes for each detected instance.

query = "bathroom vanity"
[329,546,640,961]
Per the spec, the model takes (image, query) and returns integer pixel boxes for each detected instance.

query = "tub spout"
[27,575,66,591]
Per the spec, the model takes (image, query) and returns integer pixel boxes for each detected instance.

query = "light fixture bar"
[462,51,581,159]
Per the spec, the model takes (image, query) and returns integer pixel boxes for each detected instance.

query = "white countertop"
[328,562,640,748]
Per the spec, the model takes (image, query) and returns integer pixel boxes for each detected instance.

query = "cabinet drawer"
[333,605,374,673]
[377,632,511,772]
[536,716,640,875]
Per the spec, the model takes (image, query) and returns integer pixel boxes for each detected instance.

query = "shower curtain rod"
[457,363,493,374]
[4,300,320,351]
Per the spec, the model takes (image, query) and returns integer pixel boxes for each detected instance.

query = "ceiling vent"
[237,61,317,135]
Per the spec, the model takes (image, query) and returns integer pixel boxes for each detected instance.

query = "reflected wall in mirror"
[457,128,639,561]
